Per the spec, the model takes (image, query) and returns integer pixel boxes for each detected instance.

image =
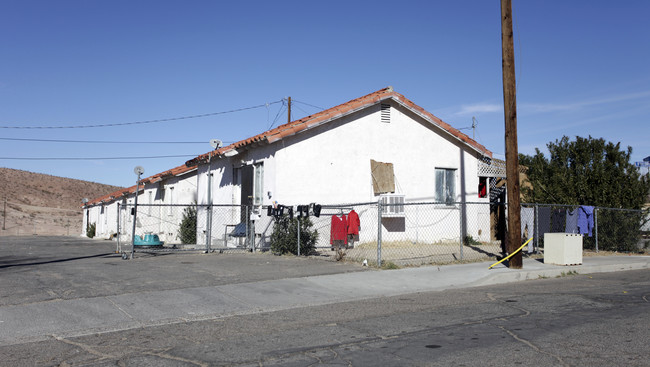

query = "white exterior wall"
[132,171,198,243]
[196,101,492,247]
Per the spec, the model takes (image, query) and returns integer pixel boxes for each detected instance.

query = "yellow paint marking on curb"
[489,237,533,269]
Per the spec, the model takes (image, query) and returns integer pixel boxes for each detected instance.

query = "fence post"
[377,199,382,267]
[534,204,539,254]
[205,205,212,253]
[459,202,464,261]
[205,172,213,253]
[116,202,121,254]
[594,208,599,253]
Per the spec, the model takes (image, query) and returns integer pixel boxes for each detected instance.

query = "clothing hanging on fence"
[565,208,579,234]
[551,209,566,232]
[330,214,348,248]
[347,210,360,235]
[578,205,595,237]
[346,210,361,246]
[520,207,535,240]
[538,207,551,235]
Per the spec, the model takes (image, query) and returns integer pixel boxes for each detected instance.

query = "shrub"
[270,215,318,255]
[86,222,96,238]
[178,205,197,244]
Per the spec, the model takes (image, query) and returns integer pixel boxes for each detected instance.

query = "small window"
[478,177,487,198]
[435,168,456,204]
[253,163,264,206]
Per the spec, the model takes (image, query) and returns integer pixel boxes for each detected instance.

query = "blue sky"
[1,0,649,188]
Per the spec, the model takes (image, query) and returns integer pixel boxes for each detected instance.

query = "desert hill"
[0,167,122,236]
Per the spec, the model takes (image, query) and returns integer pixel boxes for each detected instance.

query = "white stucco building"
[82,165,198,242]
[186,87,496,248]
[83,87,500,248]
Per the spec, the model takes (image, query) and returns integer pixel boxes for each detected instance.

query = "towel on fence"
[565,208,579,234]
[520,207,535,239]
[551,209,566,232]
[578,205,595,237]
[538,207,551,235]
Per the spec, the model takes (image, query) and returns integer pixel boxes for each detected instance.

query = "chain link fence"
[115,201,649,266]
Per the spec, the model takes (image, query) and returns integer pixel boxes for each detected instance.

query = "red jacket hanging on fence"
[330,214,348,245]
[347,210,360,235]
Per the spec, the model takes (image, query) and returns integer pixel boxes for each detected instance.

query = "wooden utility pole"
[287,96,292,123]
[501,0,522,268]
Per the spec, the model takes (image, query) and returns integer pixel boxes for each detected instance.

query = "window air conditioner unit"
[380,194,405,217]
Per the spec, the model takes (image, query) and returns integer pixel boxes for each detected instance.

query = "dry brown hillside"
[0,167,122,236]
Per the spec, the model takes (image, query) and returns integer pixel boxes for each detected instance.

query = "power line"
[0,137,234,144]
[292,99,325,110]
[0,100,282,129]
[268,100,287,130]
[0,154,198,161]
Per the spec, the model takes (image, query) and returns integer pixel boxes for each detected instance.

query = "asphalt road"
[1,236,649,366]
[0,236,365,307]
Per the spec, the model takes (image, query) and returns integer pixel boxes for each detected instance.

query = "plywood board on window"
[370,159,395,195]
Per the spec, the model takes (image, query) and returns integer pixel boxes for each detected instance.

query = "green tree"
[178,205,197,244]
[520,136,650,251]
[270,215,319,255]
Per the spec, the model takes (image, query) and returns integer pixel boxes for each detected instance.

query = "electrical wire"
[0,154,198,161]
[0,137,235,144]
[267,100,286,130]
[292,99,325,110]
[0,100,282,129]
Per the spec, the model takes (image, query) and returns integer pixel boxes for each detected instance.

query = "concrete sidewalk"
[0,255,648,347]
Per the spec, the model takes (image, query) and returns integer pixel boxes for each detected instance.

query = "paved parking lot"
[0,236,367,307]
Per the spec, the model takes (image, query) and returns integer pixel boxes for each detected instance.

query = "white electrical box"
[544,233,583,265]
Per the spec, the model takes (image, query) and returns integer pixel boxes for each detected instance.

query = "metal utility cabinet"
[544,233,583,265]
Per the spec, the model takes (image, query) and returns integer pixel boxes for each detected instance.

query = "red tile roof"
[186,87,492,166]
[83,163,196,207]
[85,87,493,207]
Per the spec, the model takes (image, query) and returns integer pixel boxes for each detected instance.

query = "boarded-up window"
[371,159,395,195]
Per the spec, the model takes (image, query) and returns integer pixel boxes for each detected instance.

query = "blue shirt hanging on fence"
[578,206,595,237]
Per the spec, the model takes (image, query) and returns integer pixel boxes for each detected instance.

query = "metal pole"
[131,174,141,260]
[459,203,464,260]
[117,202,121,254]
[594,208,599,253]
[534,204,539,254]
[2,196,6,231]
[245,205,250,251]
[377,199,383,267]
[206,169,213,253]
[297,217,301,256]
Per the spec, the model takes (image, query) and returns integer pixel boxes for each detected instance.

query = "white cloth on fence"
[521,207,535,253]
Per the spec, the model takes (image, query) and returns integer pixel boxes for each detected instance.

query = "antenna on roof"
[209,139,223,150]
[471,116,478,140]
